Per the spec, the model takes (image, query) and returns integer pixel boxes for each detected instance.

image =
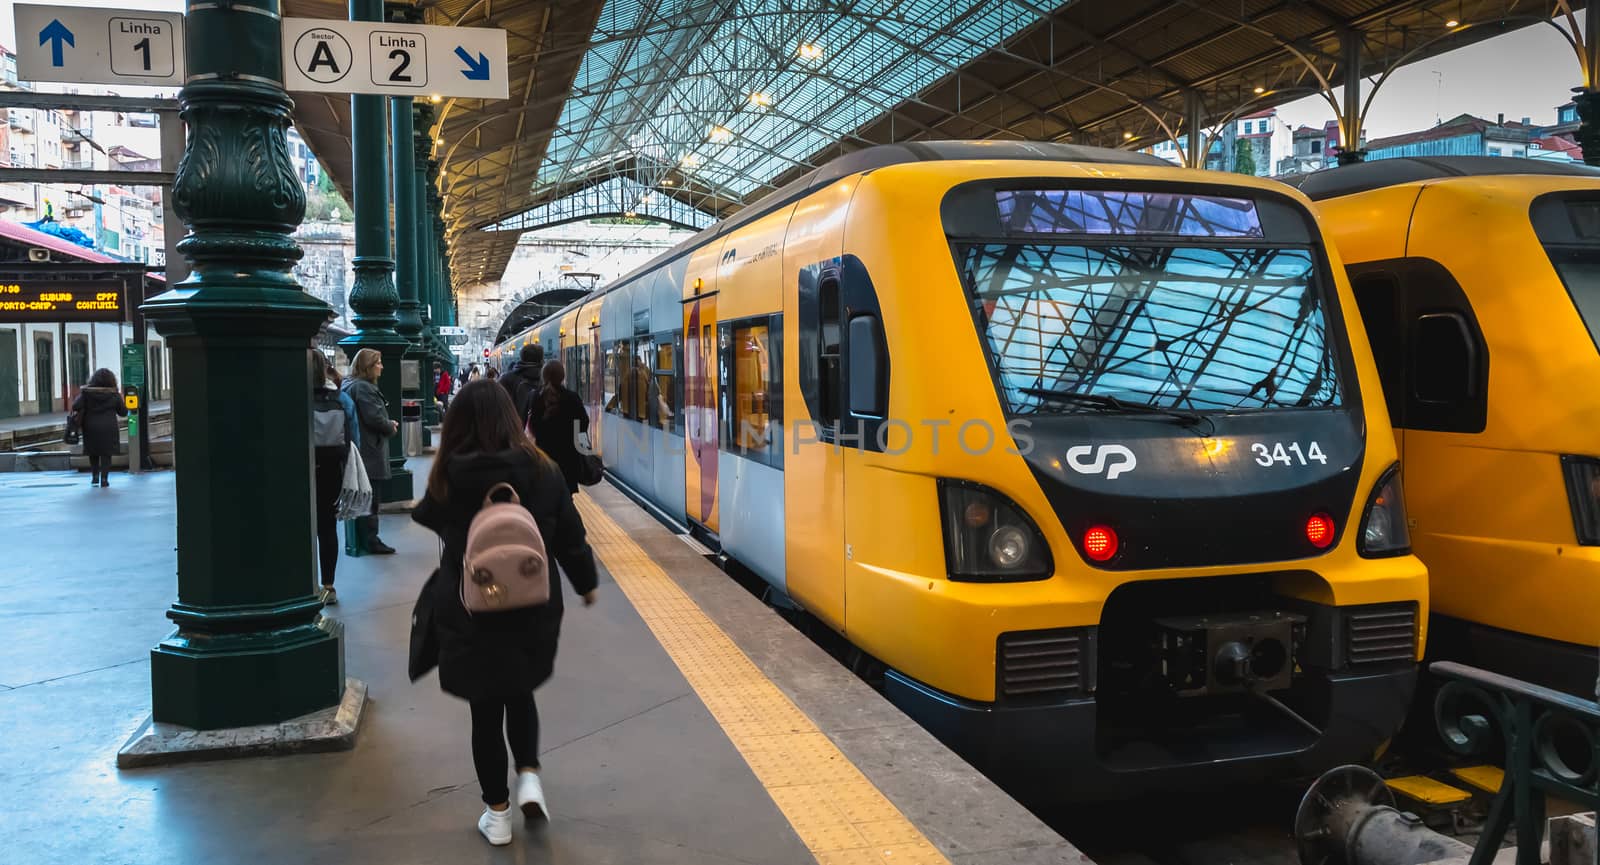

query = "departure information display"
[0,280,127,322]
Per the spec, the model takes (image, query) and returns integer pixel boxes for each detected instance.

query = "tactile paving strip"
[578,493,952,865]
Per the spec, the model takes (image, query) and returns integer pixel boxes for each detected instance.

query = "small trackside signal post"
[120,343,143,475]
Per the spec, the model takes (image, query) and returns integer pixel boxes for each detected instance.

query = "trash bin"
[401,399,423,456]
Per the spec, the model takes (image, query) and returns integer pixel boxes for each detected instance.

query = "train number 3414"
[1251,441,1327,467]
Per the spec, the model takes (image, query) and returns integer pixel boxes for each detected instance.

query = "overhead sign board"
[0,280,126,323]
[282,18,508,100]
[13,4,185,87]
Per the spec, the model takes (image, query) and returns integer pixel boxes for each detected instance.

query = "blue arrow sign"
[39,19,74,68]
[454,45,489,81]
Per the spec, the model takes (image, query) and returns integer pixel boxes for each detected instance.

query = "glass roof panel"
[518,0,1051,226]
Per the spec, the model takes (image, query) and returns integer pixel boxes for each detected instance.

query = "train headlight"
[988,526,1029,568]
[938,481,1052,582]
[1561,456,1600,545]
[1358,464,1411,557]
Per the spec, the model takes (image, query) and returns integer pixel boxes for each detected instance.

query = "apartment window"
[1310,140,1322,154]
[1489,146,1503,157]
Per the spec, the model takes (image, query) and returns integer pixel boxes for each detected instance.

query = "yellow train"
[1288,157,1600,699]
[493,141,1428,799]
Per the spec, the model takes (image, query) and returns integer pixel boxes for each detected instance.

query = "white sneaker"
[515,771,547,820]
[477,806,512,846]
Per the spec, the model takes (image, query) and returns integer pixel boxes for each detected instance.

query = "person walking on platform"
[412,380,599,846]
[343,348,399,555]
[434,362,452,413]
[70,368,126,488]
[501,343,543,419]
[528,360,588,494]
[311,350,358,605]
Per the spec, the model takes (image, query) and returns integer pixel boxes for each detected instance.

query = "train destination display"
[0,280,126,322]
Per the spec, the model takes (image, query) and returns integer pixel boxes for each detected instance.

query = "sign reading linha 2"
[12,4,185,87]
[282,18,508,100]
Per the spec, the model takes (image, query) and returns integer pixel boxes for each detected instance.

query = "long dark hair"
[310,350,331,391]
[539,360,566,418]
[88,368,117,389]
[427,379,540,500]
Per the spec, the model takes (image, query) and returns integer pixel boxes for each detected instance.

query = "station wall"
[0,321,171,421]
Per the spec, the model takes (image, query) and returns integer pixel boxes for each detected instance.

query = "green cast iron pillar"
[408,100,439,424]
[341,0,412,504]
[386,4,426,438]
[140,0,345,730]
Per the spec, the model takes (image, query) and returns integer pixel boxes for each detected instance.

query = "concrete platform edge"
[115,678,368,769]
[585,482,1090,864]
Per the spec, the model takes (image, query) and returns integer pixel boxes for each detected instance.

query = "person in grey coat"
[342,347,399,554]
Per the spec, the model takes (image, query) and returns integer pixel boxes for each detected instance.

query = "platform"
[0,468,1082,864]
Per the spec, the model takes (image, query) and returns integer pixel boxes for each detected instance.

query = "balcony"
[7,109,33,131]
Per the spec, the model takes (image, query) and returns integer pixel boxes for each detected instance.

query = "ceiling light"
[1445,18,1460,27]
[1254,86,1265,94]
[429,94,442,104]
[798,43,822,61]
[662,179,675,186]
[709,124,732,142]
[625,211,637,218]
[749,92,772,109]
[1123,131,1133,140]
[434,137,444,146]
[680,153,701,167]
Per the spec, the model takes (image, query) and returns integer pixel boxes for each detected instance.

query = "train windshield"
[1533,197,1600,352]
[955,242,1344,415]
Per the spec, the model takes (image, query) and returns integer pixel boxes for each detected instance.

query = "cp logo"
[1065,444,1137,480]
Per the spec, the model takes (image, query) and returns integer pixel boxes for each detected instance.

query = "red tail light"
[1305,513,1335,549]
[1083,525,1118,562]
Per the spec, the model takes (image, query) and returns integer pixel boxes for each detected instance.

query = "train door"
[685,293,720,534]
[34,334,52,413]
[785,260,848,629]
[0,330,18,420]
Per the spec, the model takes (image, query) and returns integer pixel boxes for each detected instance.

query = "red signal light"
[1306,513,1335,549]
[1083,525,1118,562]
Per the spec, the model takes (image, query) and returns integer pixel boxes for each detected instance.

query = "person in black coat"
[412,379,599,846]
[500,342,543,420]
[528,360,590,494]
[70,367,127,488]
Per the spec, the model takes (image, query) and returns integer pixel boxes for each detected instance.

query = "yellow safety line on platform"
[577,493,951,865]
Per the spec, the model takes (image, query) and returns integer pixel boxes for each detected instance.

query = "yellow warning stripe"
[577,493,951,865]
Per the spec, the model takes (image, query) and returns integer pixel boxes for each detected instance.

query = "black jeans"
[470,694,541,805]
[313,453,343,587]
[88,454,110,479]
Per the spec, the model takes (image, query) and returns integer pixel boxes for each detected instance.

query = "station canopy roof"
[287,0,1573,287]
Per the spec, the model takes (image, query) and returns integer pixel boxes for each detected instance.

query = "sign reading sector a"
[12,4,185,87]
[282,18,508,100]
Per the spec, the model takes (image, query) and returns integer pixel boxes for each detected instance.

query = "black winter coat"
[71,387,126,457]
[500,362,542,419]
[411,448,599,700]
[342,377,392,482]
[528,386,589,494]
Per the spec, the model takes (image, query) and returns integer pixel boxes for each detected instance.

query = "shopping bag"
[335,442,372,521]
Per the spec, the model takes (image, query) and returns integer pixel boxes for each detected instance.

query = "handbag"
[576,430,604,486]
[63,411,81,445]
[335,442,372,521]
[408,569,440,681]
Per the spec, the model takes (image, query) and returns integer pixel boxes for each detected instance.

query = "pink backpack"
[460,482,550,613]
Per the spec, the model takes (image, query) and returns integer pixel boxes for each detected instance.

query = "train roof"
[504,141,1173,347]
[1279,156,1600,201]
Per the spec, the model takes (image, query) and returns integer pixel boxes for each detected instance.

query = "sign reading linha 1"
[282,18,508,100]
[12,4,184,87]
[0,281,125,323]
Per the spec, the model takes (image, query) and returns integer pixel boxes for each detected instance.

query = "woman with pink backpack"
[412,379,600,846]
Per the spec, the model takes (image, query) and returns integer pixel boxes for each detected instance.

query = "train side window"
[1412,312,1478,403]
[603,340,621,415]
[819,274,842,427]
[768,313,783,467]
[633,340,652,423]
[848,314,887,417]
[651,334,677,432]
[1350,271,1404,424]
[732,322,771,457]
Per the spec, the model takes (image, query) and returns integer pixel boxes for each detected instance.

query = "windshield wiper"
[1020,387,1205,426]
